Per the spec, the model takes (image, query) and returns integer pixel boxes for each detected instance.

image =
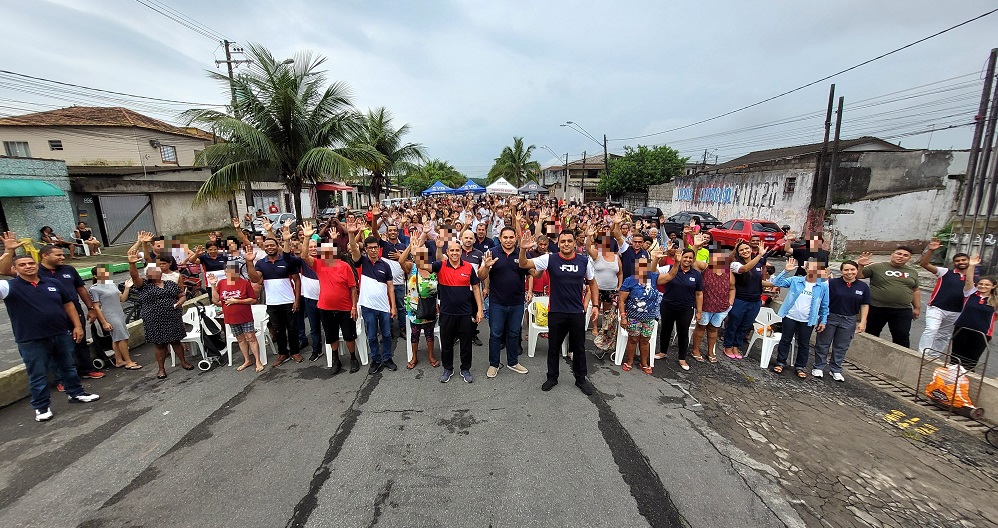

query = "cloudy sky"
[2,0,996,177]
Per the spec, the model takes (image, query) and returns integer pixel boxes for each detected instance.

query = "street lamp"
[561,121,611,200]
[541,145,570,200]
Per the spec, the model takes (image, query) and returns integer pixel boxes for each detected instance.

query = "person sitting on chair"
[39,226,78,259]
[74,222,101,255]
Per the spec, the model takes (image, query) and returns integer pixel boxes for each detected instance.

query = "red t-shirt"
[216,277,256,324]
[268,205,279,213]
[313,258,357,311]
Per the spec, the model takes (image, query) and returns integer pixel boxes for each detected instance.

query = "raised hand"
[232,217,241,229]
[301,220,315,239]
[784,257,797,272]
[482,250,498,268]
[856,252,873,267]
[970,254,982,266]
[261,218,273,232]
[650,247,665,262]
[927,237,941,251]
[245,250,256,264]
[206,273,219,287]
[124,278,134,289]
[126,249,141,264]
[346,221,359,234]
[194,245,205,255]
[520,231,537,251]
[371,204,381,216]
[2,231,24,252]
[692,233,705,247]
[137,231,153,243]
[281,223,292,238]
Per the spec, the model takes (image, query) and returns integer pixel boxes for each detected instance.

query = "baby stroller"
[193,303,227,371]
[89,321,116,370]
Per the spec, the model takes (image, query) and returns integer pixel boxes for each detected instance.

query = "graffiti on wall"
[674,177,785,208]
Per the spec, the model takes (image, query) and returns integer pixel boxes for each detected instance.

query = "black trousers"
[547,312,587,382]
[660,305,695,360]
[951,327,990,371]
[267,303,299,356]
[440,313,474,371]
[866,306,912,349]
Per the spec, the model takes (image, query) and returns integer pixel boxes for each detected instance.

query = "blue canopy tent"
[454,180,486,194]
[421,180,455,196]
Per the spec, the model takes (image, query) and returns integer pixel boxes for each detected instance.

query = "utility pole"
[564,152,569,201]
[959,49,997,235]
[813,84,835,208]
[824,96,844,212]
[967,53,998,255]
[701,149,709,172]
[216,40,253,216]
[581,151,587,203]
[603,134,610,181]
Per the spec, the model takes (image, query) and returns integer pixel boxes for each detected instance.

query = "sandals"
[428,358,441,368]
[124,364,143,370]
[692,354,705,363]
[156,373,168,380]
[255,365,265,373]
[236,363,252,372]
[772,365,784,374]
[707,354,718,363]
[621,362,632,372]
[406,359,418,370]
[641,365,653,375]
[181,364,195,371]
[796,369,808,379]
[654,353,667,360]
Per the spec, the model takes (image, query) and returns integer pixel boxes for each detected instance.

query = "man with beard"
[247,237,302,366]
[918,238,973,357]
[857,246,920,348]
[478,227,530,378]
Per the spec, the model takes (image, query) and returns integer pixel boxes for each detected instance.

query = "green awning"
[0,179,65,197]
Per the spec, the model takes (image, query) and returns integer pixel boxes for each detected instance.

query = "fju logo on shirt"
[47,287,57,292]
[559,264,579,273]
[855,290,864,295]
[62,274,72,279]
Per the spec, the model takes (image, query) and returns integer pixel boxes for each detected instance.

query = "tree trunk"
[287,178,304,221]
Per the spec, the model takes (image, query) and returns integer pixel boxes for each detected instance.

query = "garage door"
[98,194,156,246]
[253,191,281,213]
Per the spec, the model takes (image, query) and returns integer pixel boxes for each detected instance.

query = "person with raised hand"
[208,263,262,373]
[918,237,973,358]
[949,255,997,371]
[399,230,439,369]
[856,246,920,348]
[300,220,359,374]
[766,257,830,378]
[722,240,772,359]
[812,260,869,382]
[478,226,530,378]
[127,246,190,379]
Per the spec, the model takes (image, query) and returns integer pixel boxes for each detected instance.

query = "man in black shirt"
[783,232,830,276]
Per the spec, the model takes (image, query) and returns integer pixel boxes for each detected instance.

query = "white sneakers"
[831,372,845,382]
[811,369,845,382]
[68,393,100,403]
[811,369,824,378]
[35,408,53,422]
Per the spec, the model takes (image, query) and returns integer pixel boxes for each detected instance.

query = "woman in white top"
[587,226,623,344]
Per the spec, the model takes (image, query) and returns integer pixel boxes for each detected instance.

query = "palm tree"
[487,137,540,187]
[181,43,382,220]
[351,107,426,201]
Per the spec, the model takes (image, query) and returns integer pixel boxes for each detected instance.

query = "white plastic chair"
[75,237,102,257]
[177,307,204,366]
[223,305,275,366]
[325,313,376,367]
[613,320,660,367]
[748,307,794,368]
[526,296,549,358]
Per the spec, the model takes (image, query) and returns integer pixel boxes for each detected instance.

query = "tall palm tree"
[351,107,426,201]
[181,43,382,220]
[487,137,540,187]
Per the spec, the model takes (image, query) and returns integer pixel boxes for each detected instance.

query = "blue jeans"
[489,302,524,367]
[776,318,813,370]
[393,284,406,334]
[19,334,86,410]
[723,298,762,349]
[362,306,392,363]
[300,297,322,358]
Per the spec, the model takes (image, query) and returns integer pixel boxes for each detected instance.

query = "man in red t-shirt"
[301,221,360,375]
[208,263,261,372]
[268,202,279,214]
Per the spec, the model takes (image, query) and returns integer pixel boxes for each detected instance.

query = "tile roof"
[713,136,906,171]
[0,106,213,140]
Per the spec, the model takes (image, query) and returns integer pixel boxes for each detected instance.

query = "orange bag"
[925,365,974,408]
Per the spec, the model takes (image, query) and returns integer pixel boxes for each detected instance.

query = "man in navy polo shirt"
[1,234,99,422]
[372,216,408,338]
[519,229,598,395]
[458,230,486,347]
[348,227,396,374]
[918,238,973,357]
[611,214,648,279]
[1,244,107,384]
[473,223,495,253]
[479,226,529,378]
[813,260,870,382]
[422,241,484,384]
[247,237,302,366]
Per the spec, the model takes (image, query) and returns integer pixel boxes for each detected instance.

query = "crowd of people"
[1,193,995,422]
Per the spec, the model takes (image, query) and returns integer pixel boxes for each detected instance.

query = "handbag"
[414,272,437,320]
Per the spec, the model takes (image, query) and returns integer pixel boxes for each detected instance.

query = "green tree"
[401,159,466,193]
[182,44,382,220]
[596,144,687,196]
[350,107,426,201]
[487,137,540,187]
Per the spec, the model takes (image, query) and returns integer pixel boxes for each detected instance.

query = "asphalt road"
[0,327,804,528]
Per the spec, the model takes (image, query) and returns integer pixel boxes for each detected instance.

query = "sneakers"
[541,379,558,391]
[460,370,474,383]
[487,365,500,378]
[439,369,453,383]
[811,369,824,378]
[55,383,65,393]
[35,408,53,422]
[383,359,398,372]
[368,362,382,375]
[68,393,100,403]
[81,371,105,379]
[308,350,322,362]
[349,356,360,373]
[575,378,594,396]
[472,336,483,347]
[507,363,528,374]
[831,372,845,382]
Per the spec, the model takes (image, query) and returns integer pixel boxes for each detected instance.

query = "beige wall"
[0,126,211,167]
[152,192,232,236]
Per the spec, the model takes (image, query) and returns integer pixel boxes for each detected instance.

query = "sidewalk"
[657,349,998,527]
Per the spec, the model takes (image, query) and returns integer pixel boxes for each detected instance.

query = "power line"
[609,8,998,142]
[0,70,224,107]
[143,0,228,40]
[132,0,225,42]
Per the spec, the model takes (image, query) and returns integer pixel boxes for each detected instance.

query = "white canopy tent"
[486,177,518,194]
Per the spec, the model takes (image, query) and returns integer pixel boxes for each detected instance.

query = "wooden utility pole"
[580,151,587,202]
[967,52,998,253]
[960,49,997,223]
[812,84,835,208]
[603,134,610,180]
[824,96,845,211]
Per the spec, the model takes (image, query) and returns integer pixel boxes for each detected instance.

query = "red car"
[709,219,786,249]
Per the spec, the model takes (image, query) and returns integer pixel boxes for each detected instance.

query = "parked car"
[660,211,723,236]
[253,213,297,232]
[317,207,345,222]
[709,219,787,249]
[631,207,664,227]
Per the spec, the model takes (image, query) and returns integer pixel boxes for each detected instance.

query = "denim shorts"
[699,309,730,327]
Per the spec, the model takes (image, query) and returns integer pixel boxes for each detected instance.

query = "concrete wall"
[0,126,211,167]
[152,192,232,236]
[0,157,76,240]
[647,182,674,211]
[672,166,814,230]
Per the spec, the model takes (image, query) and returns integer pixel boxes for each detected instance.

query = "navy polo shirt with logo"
[0,276,74,342]
[197,252,229,272]
[531,252,594,314]
[39,264,84,311]
[955,292,997,337]
[618,243,649,280]
[473,237,495,253]
[827,277,871,316]
[487,247,528,307]
[928,268,971,313]
[662,267,703,309]
[432,259,481,316]
[254,253,301,305]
